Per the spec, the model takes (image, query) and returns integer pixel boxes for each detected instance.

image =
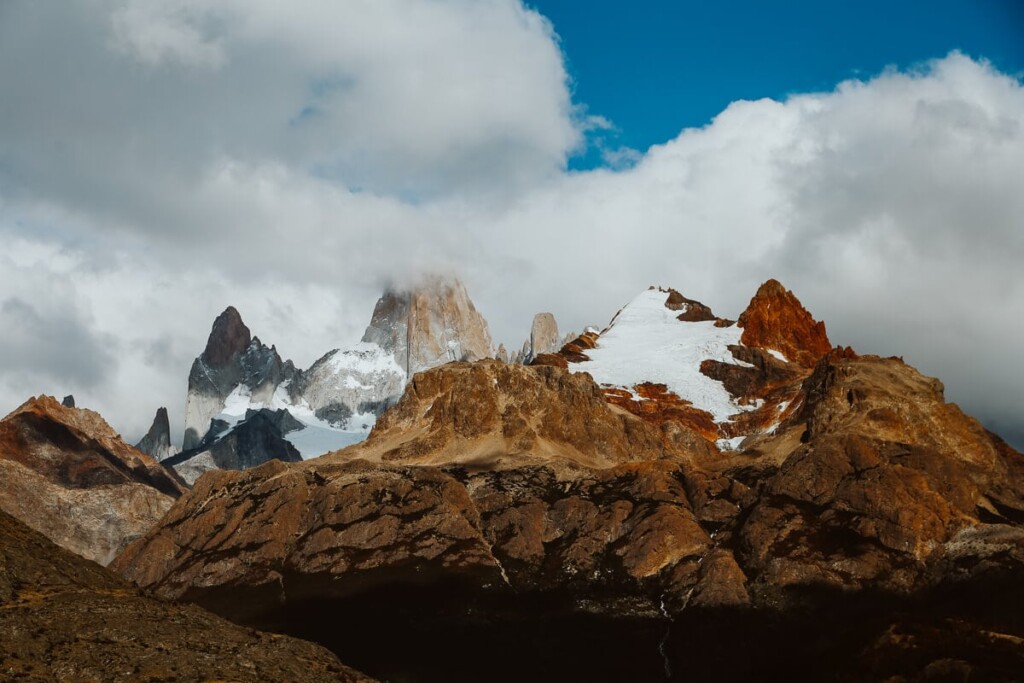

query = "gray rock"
[182,307,296,449]
[135,407,177,461]
[361,274,493,377]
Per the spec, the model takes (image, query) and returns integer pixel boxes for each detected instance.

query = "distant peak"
[203,306,252,368]
[754,278,788,297]
[738,279,832,367]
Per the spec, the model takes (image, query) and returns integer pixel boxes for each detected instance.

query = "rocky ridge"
[0,396,186,566]
[174,275,495,478]
[182,306,295,450]
[113,280,1024,681]
[539,282,831,452]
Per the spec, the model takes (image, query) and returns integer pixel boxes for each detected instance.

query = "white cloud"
[0,0,1021,449]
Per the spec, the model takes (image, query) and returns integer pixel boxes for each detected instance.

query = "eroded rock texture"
[0,396,186,565]
[737,278,832,367]
[114,350,1024,680]
[0,509,375,682]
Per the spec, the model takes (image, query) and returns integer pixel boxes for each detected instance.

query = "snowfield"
[569,288,754,423]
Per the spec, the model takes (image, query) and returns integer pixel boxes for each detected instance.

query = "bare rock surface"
[112,286,1024,682]
[114,363,723,616]
[135,406,176,461]
[523,312,560,363]
[117,351,1024,611]
[183,306,295,449]
[361,274,493,377]
[0,509,375,682]
[737,278,832,367]
[0,396,186,565]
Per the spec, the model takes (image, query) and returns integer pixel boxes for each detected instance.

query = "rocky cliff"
[135,406,177,461]
[361,274,493,377]
[113,283,1024,681]
[543,282,832,452]
[183,306,296,450]
[517,312,560,364]
[0,396,186,565]
[164,408,304,485]
[176,277,496,472]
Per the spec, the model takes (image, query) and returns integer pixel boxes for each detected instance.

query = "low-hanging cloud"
[0,2,1021,449]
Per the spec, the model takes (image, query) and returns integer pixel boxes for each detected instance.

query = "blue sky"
[530,0,1024,168]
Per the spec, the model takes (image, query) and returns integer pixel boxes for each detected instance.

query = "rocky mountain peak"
[0,396,185,565]
[183,307,294,450]
[737,278,831,367]
[361,274,493,377]
[525,312,560,363]
[135,407,175,462]
[203,306,252,369]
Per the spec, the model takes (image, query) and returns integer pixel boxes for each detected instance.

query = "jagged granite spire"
[361,275,493,378]
[135,407,176,462]
[182,307,295,450]
[202,306,251,369]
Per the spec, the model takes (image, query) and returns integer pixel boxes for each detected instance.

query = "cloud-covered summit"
[0,2,1021,448]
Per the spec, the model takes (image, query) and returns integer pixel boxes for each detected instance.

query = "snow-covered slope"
[566,288,761,448]
[213,380,384,460]
[288,342,405,429]
[560,283,835,453]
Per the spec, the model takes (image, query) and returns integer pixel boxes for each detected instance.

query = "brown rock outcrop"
[203,305,252,369]
[737,278,832,367]
[339,360,688,472]
[110,291,1024,681]
[116,354,1024,615]
[734,353,1024,595]
[0,509,375,682]
[0,396,186,565]
[113,363,730,618]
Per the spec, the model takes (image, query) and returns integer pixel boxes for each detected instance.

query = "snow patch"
[767,349,788,362]
[569,289,756,423]
[716,436,746,451]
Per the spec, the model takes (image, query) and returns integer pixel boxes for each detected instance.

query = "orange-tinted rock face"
[603,383,720,444]
[738,279,832,367]
[110,348,1024,680]
[335,360,688,471]
[0,396,186,565]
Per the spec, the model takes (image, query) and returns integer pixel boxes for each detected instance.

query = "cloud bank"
[0,2,1021,447]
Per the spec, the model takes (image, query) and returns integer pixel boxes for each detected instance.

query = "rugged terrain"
[173,274,496,479]
[0,508,374,682]
[114,275,1024,681]
[0,396,186,565]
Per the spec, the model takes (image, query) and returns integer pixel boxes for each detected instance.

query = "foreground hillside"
[0,508,375,682]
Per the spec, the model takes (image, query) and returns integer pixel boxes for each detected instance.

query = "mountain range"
[2,274,1022,682]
